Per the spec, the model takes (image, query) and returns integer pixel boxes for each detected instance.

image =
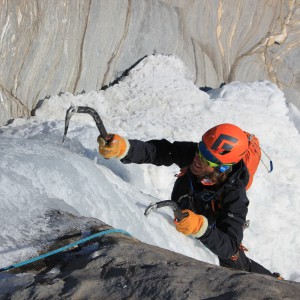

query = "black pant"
[219,249,274,276]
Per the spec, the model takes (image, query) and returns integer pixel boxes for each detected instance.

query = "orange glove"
[98,134,130,159]
[174,209,208,238]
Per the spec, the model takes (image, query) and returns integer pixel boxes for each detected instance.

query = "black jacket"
[121,139,250,259]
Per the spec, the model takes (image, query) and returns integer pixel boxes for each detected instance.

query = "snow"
[1,54,300,283]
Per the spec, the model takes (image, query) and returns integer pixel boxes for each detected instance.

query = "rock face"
[1,0,300,125]
[2,214,300,300]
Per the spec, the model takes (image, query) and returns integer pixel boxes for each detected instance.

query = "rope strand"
[0,228,132,272]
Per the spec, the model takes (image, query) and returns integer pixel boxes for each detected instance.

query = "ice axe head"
[62,105,110,143]
[144,200,188,221]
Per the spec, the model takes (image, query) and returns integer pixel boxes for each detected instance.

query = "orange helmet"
[201,123,248,164]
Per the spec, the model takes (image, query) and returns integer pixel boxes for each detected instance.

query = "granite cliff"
[1,0,300,125]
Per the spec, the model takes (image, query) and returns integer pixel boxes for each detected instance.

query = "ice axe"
[62,106,114,143]
[144,200,189,222]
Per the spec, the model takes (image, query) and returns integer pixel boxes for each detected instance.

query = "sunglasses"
[197,147,233,173]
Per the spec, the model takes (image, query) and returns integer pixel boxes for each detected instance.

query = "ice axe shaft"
[144,200,188,221]
[62,106,113,143]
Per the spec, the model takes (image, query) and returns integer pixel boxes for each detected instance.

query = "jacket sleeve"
[121,139,197,168]
[199,182,249,259]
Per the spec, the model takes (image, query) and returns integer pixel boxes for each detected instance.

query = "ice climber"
[97,123,282,278]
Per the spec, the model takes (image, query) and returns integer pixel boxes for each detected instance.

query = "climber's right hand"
[97,134,130,160]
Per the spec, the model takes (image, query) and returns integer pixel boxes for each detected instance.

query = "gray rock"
[1,0,300,125]
[3,220,300,300]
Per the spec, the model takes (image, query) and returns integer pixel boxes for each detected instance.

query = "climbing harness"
[230,244,249,261]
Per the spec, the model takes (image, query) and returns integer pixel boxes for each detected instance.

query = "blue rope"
[0,228,132,272]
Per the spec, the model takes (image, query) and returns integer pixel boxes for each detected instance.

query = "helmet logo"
[211,134,238,152]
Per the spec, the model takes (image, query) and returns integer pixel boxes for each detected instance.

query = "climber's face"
[190,153,215,177]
